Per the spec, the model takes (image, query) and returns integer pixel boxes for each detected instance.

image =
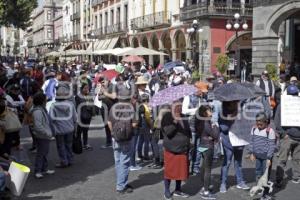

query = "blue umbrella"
[164,61,184,70]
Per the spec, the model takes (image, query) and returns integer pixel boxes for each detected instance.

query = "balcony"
[131,11,171,31]
[70,12,80,21]
[180,1,253,21]
[91,0,107,7]
[72,34,80,41]
[91,27,104,37]
[105,23,128,35]
[253,0,289,7]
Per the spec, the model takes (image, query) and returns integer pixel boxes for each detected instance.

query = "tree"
[216,54,230,75]
[0,0,37,29]
[266,63,278,81]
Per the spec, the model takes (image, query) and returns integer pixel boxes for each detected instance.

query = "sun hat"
[135,76,148,85]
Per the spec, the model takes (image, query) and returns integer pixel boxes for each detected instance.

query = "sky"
[38,0,44,7]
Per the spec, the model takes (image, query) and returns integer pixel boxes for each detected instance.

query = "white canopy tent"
[116,47,167,56]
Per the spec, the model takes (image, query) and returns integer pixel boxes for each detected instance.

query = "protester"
[31,92,55,179]
[275,85,300,186]
[50,83,77,168]
[249,112,276,200]
[161,99,191,200]
[108,87,137,194]
[75,83,94,151]
[219,101,250,193]
[195,105,219,200]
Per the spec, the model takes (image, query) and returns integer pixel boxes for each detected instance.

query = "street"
[11,116,300,200]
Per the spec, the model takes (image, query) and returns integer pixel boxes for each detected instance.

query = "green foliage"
[265,63,278,81]
[216,54,230,75]
[192,69,201,81]
[0,0,38,29]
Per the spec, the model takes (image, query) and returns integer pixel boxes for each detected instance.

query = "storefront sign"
[281,95,300,127]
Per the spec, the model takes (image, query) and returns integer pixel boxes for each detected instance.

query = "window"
[117,7,120,24]
[47,10,52,20]
[47,28,52,39]
[95,16,98,28]
[65,6,69,15]
[124,5,128,28]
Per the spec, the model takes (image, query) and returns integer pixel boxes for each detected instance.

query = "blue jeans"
[149,134,160,162]
[221,145,245,185]
[130,129,139,167]
[191,132,201,173]
[113,139,131,191]
[55,134,73,165]
[137,127,150,158]
[35,138,50,173]
[0,172,6,192]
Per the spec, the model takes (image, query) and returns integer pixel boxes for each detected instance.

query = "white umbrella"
[45,51,61,57]
[116,47,167,56]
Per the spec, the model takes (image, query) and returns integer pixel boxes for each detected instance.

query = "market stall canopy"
[45,51,61,57]
[116,47,167,56]
[93,47,133,56]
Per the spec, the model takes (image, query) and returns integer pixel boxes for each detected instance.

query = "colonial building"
[129,0,182,66]
[180,0,253,76]
[31,0,62,59]
[252,0,300,76]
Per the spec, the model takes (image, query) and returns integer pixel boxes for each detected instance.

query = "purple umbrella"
[149,84,198,107]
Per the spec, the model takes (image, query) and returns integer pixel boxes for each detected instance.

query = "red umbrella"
[94,69,119,82]
[122,55,144,63]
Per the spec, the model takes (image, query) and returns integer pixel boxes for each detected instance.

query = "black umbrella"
[214,82,266,102]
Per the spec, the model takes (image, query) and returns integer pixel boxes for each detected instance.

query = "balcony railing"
[92,27,104,37]
[91,0,107,7]
[131,11,171,31]
[70,12,80,21]
[253,0,288,7]
[105,23,128,35]
[180,1,253,21]
[72,34,80,41]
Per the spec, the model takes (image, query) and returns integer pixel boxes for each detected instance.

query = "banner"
[281,95,300,127]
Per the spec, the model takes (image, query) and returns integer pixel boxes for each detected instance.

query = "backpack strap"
[266,126,271,139]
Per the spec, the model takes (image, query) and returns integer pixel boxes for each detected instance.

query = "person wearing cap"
[49,83,77,168]
[182,81,208,174]
[274,84,300,186]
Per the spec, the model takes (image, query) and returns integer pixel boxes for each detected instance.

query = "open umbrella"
[214,82,266,102]
[164,61,184,70]
[149,84,197,107]
[122,55,144,63]
[94,69,119,82]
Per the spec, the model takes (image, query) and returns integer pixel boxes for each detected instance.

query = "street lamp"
[187,19,204,79]
[63,37,68,63]
[90,31,95,63]
[226,13,248,79]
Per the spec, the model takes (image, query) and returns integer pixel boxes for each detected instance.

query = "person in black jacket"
[161,100,191,200]
[274,85,300,186]
[75,83,94,150]
[195,105,219,200]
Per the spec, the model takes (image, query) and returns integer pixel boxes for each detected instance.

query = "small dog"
[250,166,274,197]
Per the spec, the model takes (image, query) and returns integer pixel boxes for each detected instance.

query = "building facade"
[31,0,62,58]
[180,0,253,76]
[252,0,300,76]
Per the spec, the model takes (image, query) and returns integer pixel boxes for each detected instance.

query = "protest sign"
[281,95,300,127]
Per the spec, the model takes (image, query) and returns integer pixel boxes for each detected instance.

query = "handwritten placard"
[281,95,300,127]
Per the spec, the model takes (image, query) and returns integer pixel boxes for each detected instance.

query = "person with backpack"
[49,83,77,168]
[249,112,276,200]
[108,87,137,194]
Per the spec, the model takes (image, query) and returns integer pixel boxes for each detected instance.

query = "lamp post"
[226,13,248,79]
[187,20,204,79]
[63,37,68,63]
[90,32,95,63]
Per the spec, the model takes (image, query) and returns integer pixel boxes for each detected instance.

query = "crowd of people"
[0,59,298,200]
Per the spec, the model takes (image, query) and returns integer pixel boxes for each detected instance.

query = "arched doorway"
[131,37,139,48]
[226,32,252,79]
[174,30,187,61]
[161,32,172,63]
[151,33,160,67]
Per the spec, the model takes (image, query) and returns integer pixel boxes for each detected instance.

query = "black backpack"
[112,111,133,142]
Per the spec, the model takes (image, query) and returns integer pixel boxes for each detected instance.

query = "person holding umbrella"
[149,84,198,199]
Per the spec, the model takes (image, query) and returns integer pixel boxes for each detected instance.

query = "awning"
[116,47,167,56]
[102,39,111,50]
[96,40,105,50]
[107,37,119,50]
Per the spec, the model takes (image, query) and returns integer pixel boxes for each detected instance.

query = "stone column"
[159,39,165,64]
[241,0,245,15]
[148,40,154,66]
[252,37,279,77]
[186,48,192,61]
[171,49,177,61]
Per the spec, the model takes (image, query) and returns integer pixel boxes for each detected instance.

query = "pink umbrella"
[121,55,144,63]
[94,69,119,83]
